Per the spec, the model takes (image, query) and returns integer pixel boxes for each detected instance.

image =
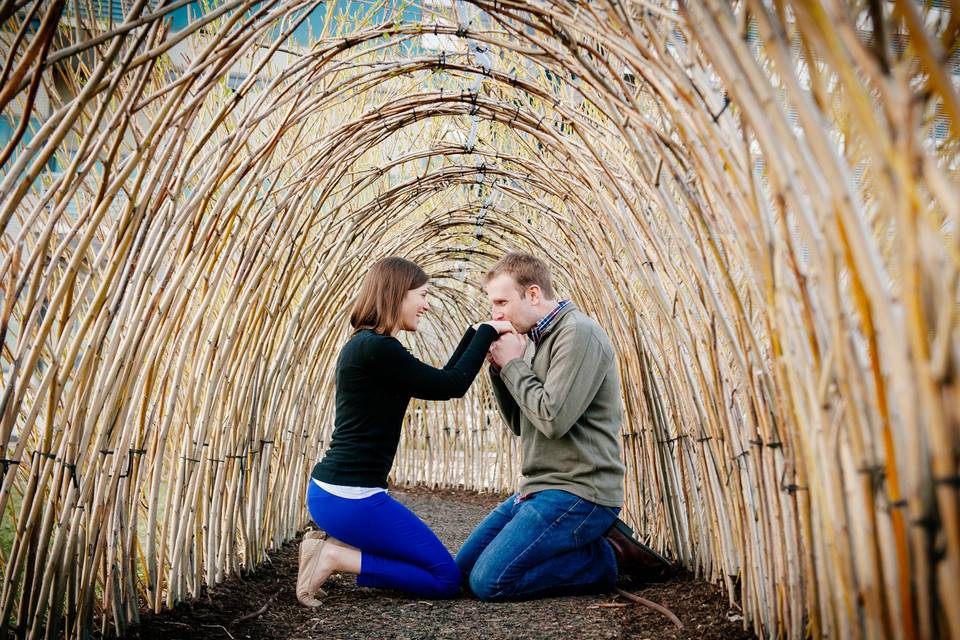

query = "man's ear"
[527,285,541,305]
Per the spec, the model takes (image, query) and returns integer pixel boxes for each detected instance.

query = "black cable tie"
[99,449,114,456]
[207,457,224,465]
[260,439,274,445]
[888,499,908,509]
[62,462,79,488]
[749,438,763,446]
[657,435,686,444]
[712,93,732,123]
[767,441,782,449]
[783,483,806,494]
[696,436,713,442]
[121,448,146,478]
[934,475,960,488]
[225,454,246,459]
[0,458,21,477]
[181,455,201,463]
[857,465,886,476]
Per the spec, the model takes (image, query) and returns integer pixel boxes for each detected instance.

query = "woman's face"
[398,283,430,333]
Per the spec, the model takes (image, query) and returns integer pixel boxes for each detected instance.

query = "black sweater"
[311,324,498,488]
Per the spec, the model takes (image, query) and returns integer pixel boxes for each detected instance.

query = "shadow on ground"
[120,487,755,640]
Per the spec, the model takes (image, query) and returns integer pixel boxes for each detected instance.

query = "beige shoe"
[297,532,329,607]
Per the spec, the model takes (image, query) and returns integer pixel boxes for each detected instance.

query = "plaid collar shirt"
[527,299,571,345]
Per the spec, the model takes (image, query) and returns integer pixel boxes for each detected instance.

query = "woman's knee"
[425,562,461,599]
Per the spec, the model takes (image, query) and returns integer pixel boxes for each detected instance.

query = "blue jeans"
[455,490,620,601]
[306,482,460,598]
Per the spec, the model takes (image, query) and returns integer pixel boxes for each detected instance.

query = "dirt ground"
[120,487,756,640]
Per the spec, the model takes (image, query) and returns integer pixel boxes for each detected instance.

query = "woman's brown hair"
[350,257,429,334]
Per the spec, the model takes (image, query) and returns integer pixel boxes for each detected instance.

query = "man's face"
[485,273,537,333]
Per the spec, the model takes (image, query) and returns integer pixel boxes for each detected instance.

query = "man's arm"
[489,367,521,436]
[499,321,610,439]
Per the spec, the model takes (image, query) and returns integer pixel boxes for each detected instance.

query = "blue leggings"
[306,482,460,598]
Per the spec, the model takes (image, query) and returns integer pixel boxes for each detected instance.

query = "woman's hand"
[477,320,515,334]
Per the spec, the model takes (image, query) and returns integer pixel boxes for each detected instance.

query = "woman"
[297,256,511,606]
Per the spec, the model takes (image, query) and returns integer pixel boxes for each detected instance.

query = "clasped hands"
[473,320,527,369]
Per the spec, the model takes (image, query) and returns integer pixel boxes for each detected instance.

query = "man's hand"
[489,332,527,368]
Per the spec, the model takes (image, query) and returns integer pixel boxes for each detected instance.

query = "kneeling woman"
[297,256,509,605]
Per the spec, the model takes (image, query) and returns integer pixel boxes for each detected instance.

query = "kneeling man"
[456,252,673,601]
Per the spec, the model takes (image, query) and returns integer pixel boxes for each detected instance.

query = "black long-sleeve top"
[311,324,498,488]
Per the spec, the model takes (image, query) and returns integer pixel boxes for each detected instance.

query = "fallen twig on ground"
[616,588,683,630]
[230,595,278,626]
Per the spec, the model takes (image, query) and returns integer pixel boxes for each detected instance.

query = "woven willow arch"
[0,0,957,638]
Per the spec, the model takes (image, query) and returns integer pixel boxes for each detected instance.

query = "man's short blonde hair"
[485,252,556,299]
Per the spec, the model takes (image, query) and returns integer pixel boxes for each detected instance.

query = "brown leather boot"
[604,519,677,583]
[296,530,329,607]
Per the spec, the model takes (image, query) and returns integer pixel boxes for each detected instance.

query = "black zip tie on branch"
[712,93,731,123]
[657,434,687,444]
[934,474,960,488]
[62,462,79,488]
[120,449,146,478]
[912,513,939,531]
[0,458,20,477]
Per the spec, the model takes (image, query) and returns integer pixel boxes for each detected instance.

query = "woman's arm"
[376,324,499,400]
[443,326,477,370]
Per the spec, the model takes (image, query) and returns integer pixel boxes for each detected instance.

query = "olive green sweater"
[490,303,625,508]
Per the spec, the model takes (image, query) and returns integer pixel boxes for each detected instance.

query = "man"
[455,252,673,601]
